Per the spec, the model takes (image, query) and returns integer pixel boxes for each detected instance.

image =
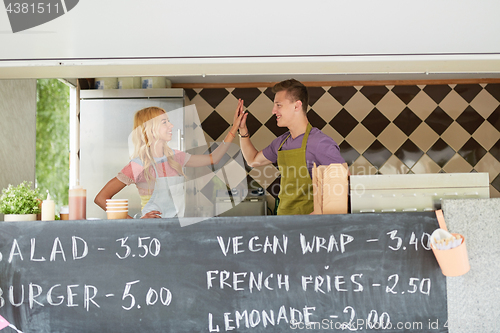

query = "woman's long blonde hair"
[131,107,184,181]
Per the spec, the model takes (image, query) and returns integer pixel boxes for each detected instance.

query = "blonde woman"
[95,104,244,218]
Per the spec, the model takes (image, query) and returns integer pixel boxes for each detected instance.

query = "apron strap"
[151,161,160,178]
[278,133,291,151]
[301,123,312,148]
[150,158,168,178]
[278,123,312,151]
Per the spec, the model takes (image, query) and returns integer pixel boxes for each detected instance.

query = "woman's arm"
[185,133,237,167]
[95,177,126,210]
[185,99,244,168]
[94,177,131,218]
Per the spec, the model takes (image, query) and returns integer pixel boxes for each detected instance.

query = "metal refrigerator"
[79,89,185,219]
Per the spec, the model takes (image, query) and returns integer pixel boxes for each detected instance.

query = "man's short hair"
[272,79,309,113]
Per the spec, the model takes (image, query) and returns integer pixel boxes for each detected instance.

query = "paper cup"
[106,210,128,220]
[106,202,128,207]
[431,233,470,277]
[106,199,128,205]
[106,207,128,212]
[106,203,128,208]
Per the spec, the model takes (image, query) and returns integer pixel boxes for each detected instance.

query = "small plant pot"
[4,214,37,221]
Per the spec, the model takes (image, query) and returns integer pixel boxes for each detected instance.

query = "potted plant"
[0,181,41,221]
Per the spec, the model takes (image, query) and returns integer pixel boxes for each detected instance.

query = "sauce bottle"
[41,193,55,221]
[69,186,86,220]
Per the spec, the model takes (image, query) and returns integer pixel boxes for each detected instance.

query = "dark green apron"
[277,124,313,215]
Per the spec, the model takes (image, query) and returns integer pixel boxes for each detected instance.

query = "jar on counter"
[60,205,69,220]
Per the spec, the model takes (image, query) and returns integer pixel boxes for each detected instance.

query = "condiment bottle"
[41,193,55,221]
[69,186,86,220]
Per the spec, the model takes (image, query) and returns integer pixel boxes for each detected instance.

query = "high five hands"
[233,99,248,135]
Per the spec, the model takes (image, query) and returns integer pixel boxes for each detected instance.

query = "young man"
[234,79,346,215]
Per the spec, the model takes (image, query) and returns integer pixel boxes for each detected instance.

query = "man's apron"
[276,123,313,215]
[142,162,185,218]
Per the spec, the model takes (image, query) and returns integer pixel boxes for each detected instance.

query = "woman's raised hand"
[231,99,247,135]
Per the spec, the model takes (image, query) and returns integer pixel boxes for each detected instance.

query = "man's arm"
[234,99,272,167]
[239,135,272,167]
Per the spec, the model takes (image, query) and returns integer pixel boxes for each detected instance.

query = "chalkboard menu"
[0,212,448,332]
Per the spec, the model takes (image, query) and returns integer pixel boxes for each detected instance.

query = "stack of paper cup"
[106,199,129,219]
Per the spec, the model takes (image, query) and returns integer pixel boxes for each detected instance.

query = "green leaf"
[0,181,41,214]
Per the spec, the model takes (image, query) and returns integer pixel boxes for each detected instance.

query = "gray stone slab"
[442,198,500,333]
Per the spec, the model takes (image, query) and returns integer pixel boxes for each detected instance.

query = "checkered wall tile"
[185,83,500,204]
